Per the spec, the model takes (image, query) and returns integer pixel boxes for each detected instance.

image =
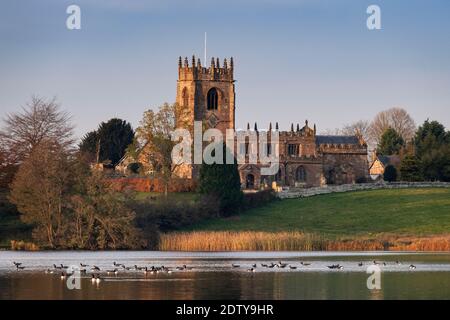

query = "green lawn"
[188,188,450,238]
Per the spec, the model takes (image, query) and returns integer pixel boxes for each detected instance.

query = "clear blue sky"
[1,0,449,139]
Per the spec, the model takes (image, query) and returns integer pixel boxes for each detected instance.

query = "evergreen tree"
[79,118,134,165]
[377,128,405,155]
[399,155,422,181]
[198,143,243,216]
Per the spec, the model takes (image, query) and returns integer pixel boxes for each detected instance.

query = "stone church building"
[174,55,369,189]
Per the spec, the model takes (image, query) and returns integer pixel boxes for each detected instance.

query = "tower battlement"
[178,55,234,81]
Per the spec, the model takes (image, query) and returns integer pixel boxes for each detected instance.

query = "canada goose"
[106,269,118,275]
[232,264,240,268]
[300,262,311,266]
[113,261,124,268]
[277,261,287,268]
[373,260,379,265]
[13,262,22,267]
[80,263,88,267]
[91,265,100,271]
[409,264,416,270]
[252,264,257,268]
[247,268,256,272]
[53,264,62,270]
[396,261,402,265]
[16,265,25,270]
[358,262,363,267]
[289,265,297,270]
[328,264,343,270]
[60,264,68,269]
[261,263,268,267]
[79,268,87,274]
[60,272,67,280]
[45,269,54,274]
[176,266,185,271]
[91,274,101,283]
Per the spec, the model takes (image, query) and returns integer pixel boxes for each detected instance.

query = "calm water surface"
[0,251,449,300]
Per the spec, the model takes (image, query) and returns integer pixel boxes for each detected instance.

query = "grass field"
[187,188,450,238]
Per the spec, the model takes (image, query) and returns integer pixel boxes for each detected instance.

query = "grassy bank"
[160,188,450,251]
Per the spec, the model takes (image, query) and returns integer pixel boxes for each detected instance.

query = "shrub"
[243,189,276,210]
[383,165,398,182]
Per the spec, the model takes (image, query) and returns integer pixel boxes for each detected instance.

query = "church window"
[207,88,218,110]
[182,87,189,107]
[288,144,298,156]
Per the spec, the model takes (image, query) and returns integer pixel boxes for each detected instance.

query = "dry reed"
[158,231,450,251]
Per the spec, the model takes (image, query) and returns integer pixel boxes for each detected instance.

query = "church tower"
[176,55,236,135]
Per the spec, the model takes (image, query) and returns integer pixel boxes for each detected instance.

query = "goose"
[252,264,257,268]
[60,264,68,269]
[232,264,240,268]
[300,262,311,266]
[91,265,100,271]
[13,262,22,267]
[247,268,256,272]
[113,261,124,268]
[327,264,343,270]
[373,260,380,265]
[176,266,185,271]
[53,264,62,270]
[45,269,54,274]
[16,265,25,270]
[277,261,288,268]
[60,272,67,280]
[289,265,297,270]
[106,268,118,275]
[91,274,101,283]
[396,261,402,265]
[79,268,87,274]
[358,262,363,267]
[80,263,88,268]
[409,264,416,270]
[143,267,149,275]
[261,263,268,268]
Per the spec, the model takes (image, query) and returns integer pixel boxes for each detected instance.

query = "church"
[174,55,369,189]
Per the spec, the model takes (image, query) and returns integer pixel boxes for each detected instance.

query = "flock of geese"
[13,261,193,283]
[12,260,418,278]
[234,260,417,272]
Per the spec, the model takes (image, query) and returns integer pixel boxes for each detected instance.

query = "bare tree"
[9,141,74,248]
[341,120,372,148]
[369,107,416,146]
[1,96,75,162]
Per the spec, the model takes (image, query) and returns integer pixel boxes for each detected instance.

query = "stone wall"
[278,181,450,199]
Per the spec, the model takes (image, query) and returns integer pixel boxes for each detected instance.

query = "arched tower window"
[207,88,218,110]
[182,87,189,107]
[296,166,307,182]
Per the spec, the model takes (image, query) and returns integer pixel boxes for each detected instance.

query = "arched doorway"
[295,166,307,182]
[246,174,255,189]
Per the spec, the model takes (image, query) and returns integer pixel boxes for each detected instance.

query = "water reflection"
[0,251,450,300]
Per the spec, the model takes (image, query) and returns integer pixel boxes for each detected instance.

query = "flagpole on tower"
[204,32,207,66]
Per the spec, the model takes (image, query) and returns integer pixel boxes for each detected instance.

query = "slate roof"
[377,155,401,167]
[315,135,360,145]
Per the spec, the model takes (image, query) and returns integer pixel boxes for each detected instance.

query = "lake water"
[1,251,450,300]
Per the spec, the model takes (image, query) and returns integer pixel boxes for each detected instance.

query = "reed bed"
[158,231,450,251]
[10,240,39,251]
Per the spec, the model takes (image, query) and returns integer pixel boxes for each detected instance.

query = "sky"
[1,0,449,140]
